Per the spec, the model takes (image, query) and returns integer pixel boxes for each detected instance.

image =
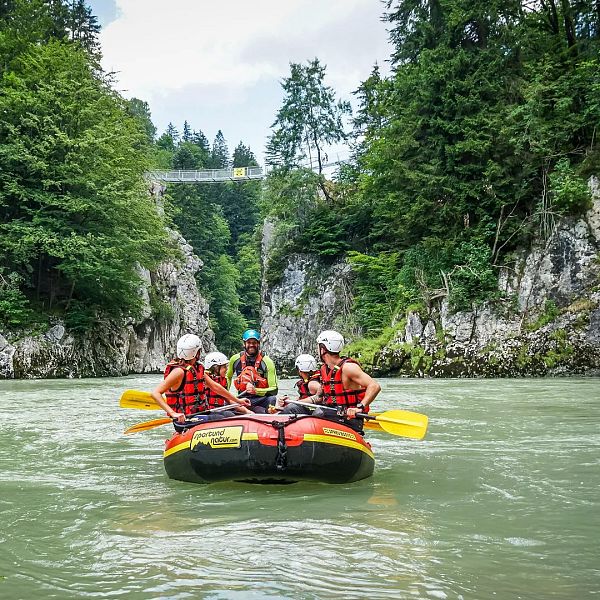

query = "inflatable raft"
[163,413,374,484]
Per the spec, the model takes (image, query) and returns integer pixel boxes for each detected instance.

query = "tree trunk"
[542,0,560,35]
[559,0,577,51]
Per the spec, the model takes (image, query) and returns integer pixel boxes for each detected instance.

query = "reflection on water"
[0,375,599,599]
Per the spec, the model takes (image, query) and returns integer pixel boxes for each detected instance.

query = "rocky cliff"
[0,186,215,379]
[260,219,354,373]
[262,177,600,377]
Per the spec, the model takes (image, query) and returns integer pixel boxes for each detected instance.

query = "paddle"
[120,389,162,410]
[362,416,383,432]
[123,404,239,434]
[119,389,248,410]
[284,400,428,440]
[124,417,171,434]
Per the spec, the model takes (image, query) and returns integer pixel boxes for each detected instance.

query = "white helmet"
[176,334,202,360]
[316,330,344,353]
[295,354,317,372]
[204,351,229,370]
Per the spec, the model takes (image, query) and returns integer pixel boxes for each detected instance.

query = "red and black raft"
[163,414,374,484]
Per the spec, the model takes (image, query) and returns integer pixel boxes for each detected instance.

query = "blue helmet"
[242,329,261,342]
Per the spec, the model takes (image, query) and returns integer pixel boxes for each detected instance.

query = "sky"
[89,0,393,165]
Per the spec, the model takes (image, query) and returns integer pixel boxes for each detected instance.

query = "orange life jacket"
[206,374,229,407]
[319,358,368,410]
[164,361,208,415]
[233,351,268,392]
[295,373,321,399]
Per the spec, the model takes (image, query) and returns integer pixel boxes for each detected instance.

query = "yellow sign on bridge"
[233,167,247,178]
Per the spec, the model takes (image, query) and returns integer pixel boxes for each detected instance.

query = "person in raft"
[226,329,278,414]
[277,354,322,414]
[151,334,250,426]
[204,351,252,412]
[296,330,381,432]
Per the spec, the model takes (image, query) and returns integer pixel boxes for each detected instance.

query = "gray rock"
[261,252,354,371]
[0,185,215,379]
[405,312,423,343]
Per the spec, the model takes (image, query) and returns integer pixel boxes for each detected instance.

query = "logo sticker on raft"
[322,427,356,441]
[190,426,243,450]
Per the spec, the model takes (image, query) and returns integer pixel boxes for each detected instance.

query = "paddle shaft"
[124,404,239,434]
[284,399,418,426]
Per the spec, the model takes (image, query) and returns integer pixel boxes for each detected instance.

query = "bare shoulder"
[343,361,366,375]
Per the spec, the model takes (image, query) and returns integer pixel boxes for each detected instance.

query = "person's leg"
[343,417,365,434]
[249,395,275,413]
[205,410,237,420]
[280,403,312,415]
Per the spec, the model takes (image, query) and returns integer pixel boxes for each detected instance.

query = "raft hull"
[163,414,374,484]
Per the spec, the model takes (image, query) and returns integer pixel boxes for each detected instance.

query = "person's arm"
[307,379,321,395]
[252,355,278,396]
[205,373,250,407]
[343,363,381,419]
[277,377,322,409]
[151,369,186,422]
[299,380,322,404]
[226,354,240,391]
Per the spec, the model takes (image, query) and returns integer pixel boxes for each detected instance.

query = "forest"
[262,0,599,350]
[1,0,599,356]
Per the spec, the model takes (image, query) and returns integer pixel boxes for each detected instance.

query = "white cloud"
[99,0,392,161]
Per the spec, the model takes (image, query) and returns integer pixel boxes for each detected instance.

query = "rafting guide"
[226,329,279,414]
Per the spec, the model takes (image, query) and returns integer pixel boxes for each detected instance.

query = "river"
[0,376,598,599]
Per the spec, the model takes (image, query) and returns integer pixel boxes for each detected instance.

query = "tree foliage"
[0,35,171,330]
[264,0,599,337]
[156,124,262,353]
[266,58,351,174]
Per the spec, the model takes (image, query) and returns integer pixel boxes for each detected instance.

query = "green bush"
[526,300,561,331]
[0,272,34,328]
[149,289,175,324]
[549,159,592,215]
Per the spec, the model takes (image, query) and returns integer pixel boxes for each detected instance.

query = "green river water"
[0,376,598,599]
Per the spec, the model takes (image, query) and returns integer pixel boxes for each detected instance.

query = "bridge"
[148,166,264,183]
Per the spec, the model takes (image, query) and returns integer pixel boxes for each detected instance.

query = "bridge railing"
[148,166,264,182]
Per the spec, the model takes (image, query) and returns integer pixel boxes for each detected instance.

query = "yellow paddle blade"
[369,410,428,440]
[119,389,162,410]
[124,417,172,434]
[362,414,383,432]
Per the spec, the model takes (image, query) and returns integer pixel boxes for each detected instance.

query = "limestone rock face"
[373,176,600,377]
[261,253,353,373]
[0,229,214,379]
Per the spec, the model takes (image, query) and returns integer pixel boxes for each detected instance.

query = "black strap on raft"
[269,415,298,471]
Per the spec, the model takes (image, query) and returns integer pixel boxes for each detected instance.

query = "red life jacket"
[163,361,208,415]
[319,358,368,410]
[206,374,229,407]
[233,351,269,392]
[295,373,321,399]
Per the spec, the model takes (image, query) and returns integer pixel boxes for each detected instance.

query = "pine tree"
[209,130,230,169]
[182,120,192,142]
[232,142,258,168]
[266,58,351,175]
[67,0,100,56]
[156,122,178,153]
[126,98,156,142]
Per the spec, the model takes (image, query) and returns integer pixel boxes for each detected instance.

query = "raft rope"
[229,414,301,471]
[269,415,299,471]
